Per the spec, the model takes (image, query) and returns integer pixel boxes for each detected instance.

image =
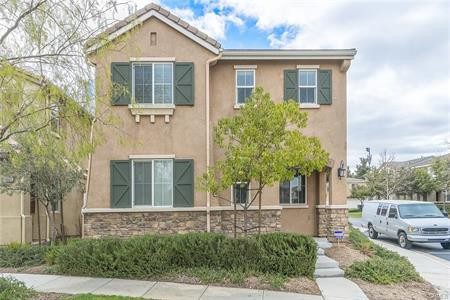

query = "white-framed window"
[132,159,173,207]
[132,62,173,104]
[232,182,250,204]
[280,175,307,205]
[298,69,317,104]
[235,69,255,105]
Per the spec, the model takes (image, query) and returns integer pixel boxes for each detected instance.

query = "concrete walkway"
[313,238,368,300]
[0,273,322,300]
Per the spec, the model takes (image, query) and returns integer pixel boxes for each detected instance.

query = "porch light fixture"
[337,160,346,179]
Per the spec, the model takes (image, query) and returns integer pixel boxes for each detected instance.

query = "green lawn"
[348,210,362,218]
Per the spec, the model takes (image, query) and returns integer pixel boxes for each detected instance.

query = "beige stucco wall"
[209,60,348,206]
[87,17,215,209]
[0,191,32,245]
[86,16,349,235]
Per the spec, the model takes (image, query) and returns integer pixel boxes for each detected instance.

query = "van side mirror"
[443,212,448,217]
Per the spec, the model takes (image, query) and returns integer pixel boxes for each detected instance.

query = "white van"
[362,200,450,249]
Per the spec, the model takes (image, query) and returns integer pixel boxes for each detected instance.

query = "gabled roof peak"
[85,2,221,54]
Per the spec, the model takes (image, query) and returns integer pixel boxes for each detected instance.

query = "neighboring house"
[0,67,84,245]
[346,177,367,198]
[83,3,356,239]
[390,153,450,202]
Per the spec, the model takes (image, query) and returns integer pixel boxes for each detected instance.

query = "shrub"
[0,243,49,268]
[347,226,420,284]
[345,257,421,284]
[0,277,36,300]
[54,232,317,279]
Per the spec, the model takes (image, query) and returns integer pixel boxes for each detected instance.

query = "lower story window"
[133,159,173,207]
[280,175,306,204]
[233,182,249,204]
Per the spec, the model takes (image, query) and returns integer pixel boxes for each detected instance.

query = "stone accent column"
[317,206,348,241]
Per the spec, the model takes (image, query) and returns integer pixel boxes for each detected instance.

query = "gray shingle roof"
[389,153,450,169]
[85,3,221,51]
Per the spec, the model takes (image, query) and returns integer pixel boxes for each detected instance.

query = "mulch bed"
[326,243,440,300]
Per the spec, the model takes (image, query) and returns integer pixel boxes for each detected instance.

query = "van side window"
[380,204,389,216]
[376,204,382,215]
[388,205,398,218]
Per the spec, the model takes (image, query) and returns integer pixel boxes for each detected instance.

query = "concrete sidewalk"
[1,273,322,300]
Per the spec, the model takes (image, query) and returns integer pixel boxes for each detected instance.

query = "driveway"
[349,218,450,262]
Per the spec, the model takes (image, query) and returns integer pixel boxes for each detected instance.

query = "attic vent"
[150,32,157,46]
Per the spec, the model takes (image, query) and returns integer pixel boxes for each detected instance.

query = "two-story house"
[0,66,85,244]
[82,3,356,239]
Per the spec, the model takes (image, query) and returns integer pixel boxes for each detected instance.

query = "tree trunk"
[423,193,427,202]
[59,198,66,244]
[243,205,248,236]
[50,208,58,245]
[36,198,41,245]
[233,198,237,238]
[258,188,262,234]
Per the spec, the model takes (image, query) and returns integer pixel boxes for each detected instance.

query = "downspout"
[81,119,95,238]
[20,191,26,243]
[205,51,222,232]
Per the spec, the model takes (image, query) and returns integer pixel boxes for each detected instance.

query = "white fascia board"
[86,10,220,54]
[221,49,357,60]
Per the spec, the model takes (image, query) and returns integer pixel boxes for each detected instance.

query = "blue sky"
[129,0,449,169]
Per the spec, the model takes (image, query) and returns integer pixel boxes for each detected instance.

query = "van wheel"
[368,224,378,239]
[398,232,412,249]
[441,243,450,249]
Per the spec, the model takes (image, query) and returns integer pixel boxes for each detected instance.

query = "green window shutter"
[174,62,194,106]
[110,160,131,208]
[173,159,194,207]
[111,62,131,105]
[284,70,298,101]
[318,70,332,105]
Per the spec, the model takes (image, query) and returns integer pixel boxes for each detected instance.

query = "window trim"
[235,69,255,106]
[131,62,174,105]
[131,159,173,208]
[298,69,317,104]
[280,175,308,206]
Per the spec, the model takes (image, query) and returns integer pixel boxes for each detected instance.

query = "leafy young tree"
[0,132,84,243]
[413,168,437,202]
[0,0,131,144]
[364,151,410,199]
[354,156,371,179]
[432,157,450,208]
[199,87,329,236]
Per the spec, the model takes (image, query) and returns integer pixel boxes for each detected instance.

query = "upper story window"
[235,69,255,105]
[280,174,306,205]
[132,63,173,104]
[298,69,317,104]
[132,159,173,207]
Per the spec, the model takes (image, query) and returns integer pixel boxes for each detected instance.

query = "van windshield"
[398,204,444,219]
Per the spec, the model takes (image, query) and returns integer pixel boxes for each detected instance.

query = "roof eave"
[220,49,357,60]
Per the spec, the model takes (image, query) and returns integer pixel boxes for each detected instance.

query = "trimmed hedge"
[0,243,49,268]
[346,227,420,284]
[54,232,317,278]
